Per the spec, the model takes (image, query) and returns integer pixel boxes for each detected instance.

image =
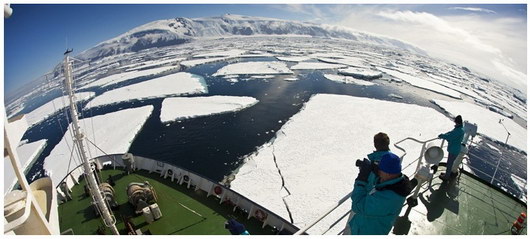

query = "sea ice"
[44,106,154,187]
[338,67,382,79]
[124,58,184,71]
[378,67,462,99]
[4,140,47,195]
[432,99,526,152]
[193,49,246,58]
[25,92,95,127]
[276,56,312,62]
[160,96,258,123]
[80,65,179,89]
[85,72,207,109]
[231,94,454,234]
[213,61,293,77]
[388,94,403,99]
[323,74,375,86]
[317,56,368,68]
[180,56,230,68]
[290,62,347,70]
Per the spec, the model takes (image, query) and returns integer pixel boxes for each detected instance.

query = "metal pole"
[4,118,54,234]
[63,54,119,235]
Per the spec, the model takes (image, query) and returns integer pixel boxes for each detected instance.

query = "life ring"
[255,209,267,221]
[167,169,173,176]
[214,185,223,195]
[183,175,190,182]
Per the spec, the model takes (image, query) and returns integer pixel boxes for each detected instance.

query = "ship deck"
[393,165,527,235]
[58,168,277,235]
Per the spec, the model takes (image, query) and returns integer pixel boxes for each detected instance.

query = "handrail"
[294,192,352,235]
[393,137,441,161]
[4,191,33,233]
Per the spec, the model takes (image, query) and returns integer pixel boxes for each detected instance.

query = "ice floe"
[317,56,368,68]
[85,72,207,109]
[431,99,526,152]
[378,67,462,99]
[213,61,293,77]
[160,96,258,123]
[44,106,154,187]
[193,49,246,58]
[124,58,184,71]
[323,74,375,86]
[80,65,179,89]
[25,92,95,127]
[4,139,47,195]
[180,56,230,68]
[231,94,454,234]
[389,94,403,99]
[290,62,347,70]
[276,56,312,62]
[338,67,382,79]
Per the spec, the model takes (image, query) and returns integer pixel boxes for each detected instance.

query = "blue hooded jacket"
[439,125,465,154]
[349,174,413,235]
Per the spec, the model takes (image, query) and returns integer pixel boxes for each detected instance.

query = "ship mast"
[62,51,119,235]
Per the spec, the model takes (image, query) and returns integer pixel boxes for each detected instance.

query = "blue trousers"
[444,153,458,179]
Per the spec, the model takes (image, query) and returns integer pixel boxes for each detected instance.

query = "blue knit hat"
[379,152,401,174]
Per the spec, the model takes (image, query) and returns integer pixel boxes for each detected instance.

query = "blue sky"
[4,4,527,94]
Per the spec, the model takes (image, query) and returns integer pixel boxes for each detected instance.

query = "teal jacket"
[349,174,412,235]
[439,125,465,154]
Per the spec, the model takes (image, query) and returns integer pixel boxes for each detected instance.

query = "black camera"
[355,159,363,167]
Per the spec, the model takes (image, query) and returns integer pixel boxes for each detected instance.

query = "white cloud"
[275,4,325,21]
[449,7,497,14]
[334,7,527,91]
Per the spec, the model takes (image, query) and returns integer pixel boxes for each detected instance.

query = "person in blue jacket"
[224,219,250,235]
[438,115,465,180]
[349,152,413,235]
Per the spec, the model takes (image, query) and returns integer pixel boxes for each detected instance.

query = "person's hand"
[356,158,372,182]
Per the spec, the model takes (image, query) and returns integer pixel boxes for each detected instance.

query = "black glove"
[356,158,373,182]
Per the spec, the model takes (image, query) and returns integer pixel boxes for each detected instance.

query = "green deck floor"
[58,169,278,235]
[393,167,527,235]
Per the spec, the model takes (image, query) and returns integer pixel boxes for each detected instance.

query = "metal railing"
[56,154,303,235]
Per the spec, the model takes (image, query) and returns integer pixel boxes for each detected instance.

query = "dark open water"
[22,57,526,200]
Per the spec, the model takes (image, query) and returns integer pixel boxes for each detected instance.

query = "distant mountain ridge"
[78,14,426,60]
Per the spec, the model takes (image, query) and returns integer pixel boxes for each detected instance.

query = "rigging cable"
[46,74,77,178]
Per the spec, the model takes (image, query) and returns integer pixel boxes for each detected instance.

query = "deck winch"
[100,183,118,210]
[126,181,158,214]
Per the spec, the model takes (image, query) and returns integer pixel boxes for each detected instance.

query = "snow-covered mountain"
[78,14,426,60]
